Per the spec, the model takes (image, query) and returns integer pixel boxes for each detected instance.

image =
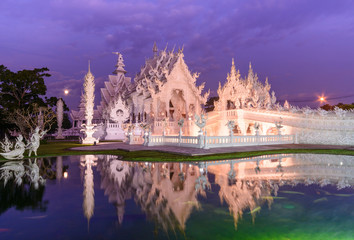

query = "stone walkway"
[70,142,354,156]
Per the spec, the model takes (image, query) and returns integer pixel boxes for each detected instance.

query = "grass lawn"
[1,141,353,162]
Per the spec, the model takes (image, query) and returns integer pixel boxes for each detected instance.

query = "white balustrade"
[146,134,295,148]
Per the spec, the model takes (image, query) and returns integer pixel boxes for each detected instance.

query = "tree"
[7,103,56,139]
[0,65,51,136]
[321,102,354,111]
[0,65,50,111]
[45,96,69,111]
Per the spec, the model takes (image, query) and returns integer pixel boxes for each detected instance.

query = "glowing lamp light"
[64,89,69,95]
[318,96,326,103]
[63,171,68,179]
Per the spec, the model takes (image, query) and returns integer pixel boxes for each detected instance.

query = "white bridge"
[205,108,354,146]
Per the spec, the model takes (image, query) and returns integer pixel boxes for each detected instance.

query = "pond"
[0,154,353,239]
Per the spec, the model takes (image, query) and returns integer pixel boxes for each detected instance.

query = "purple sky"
[1,0,354,110]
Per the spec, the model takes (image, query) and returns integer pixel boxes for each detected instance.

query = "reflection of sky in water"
[0,154,353,239]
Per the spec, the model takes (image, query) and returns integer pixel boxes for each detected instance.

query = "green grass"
[1,141,353,162]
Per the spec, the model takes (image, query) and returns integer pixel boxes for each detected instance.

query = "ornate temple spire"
[247,61,254,83]
[86,60,93,78]
[113,52,127,75]
[227,58,238,82]
[153,42,158,56]
[230,58,236,78]
[83,61,95,126]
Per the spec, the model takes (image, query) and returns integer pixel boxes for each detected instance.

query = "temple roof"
[131,44,209,103]
[94,53,132,119]
[216,58,273,110]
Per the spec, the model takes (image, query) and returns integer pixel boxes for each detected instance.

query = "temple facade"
[204,59,354,145]
[70,44,209,140]
[215,59,276,111]
[69,44,354,145]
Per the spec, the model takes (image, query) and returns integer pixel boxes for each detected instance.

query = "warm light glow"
[63,171,68,178]
[318,96,326,103]
[64,89,69,95]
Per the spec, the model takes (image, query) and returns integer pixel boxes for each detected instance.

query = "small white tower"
[81,61,99,144]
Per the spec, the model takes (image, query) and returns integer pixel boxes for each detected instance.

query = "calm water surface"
[0,154,353,240]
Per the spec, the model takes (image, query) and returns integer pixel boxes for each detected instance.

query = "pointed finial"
[171,44,176,53]
[230,58,236,79]
[153,42,158,56]
[249,62,252,70]
[88,60,91,73]
[113,52,126,74]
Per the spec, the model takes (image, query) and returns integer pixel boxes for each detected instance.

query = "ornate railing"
[146,134,295,149]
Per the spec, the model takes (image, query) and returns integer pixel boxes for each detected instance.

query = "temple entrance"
[169,89,186,120]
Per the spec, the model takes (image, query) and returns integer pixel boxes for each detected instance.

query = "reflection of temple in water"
[81,155,97,229]
[207,154,354,227]
[96,155,204,231]
[92,154,353,231]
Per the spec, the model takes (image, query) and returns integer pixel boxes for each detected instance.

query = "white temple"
[71,43,209,140]
[69,43,354,146]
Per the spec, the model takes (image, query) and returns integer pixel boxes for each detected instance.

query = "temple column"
[166,100,170,120]
[153,100,158,121]
[236,109,247,135]
[185,100,189,119]
[195,101,201,115]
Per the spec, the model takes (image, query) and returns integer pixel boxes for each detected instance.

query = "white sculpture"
[226,120,235,136]
[56,98,64,139]
[178,118,185,128]
[109,96,130,126]
[162,117,168,136]
[0,134,26,160]
[178,118,184,135]
[275,119,283,135]
[0,159,45,189]
[26,159,46,189]
[254,122,260,136]
[81,62,99,144]
[0,161,25,186]
[195,114,207,134]
[139,122,150,136]
[0,135,13,153]
[27,127,47,157]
